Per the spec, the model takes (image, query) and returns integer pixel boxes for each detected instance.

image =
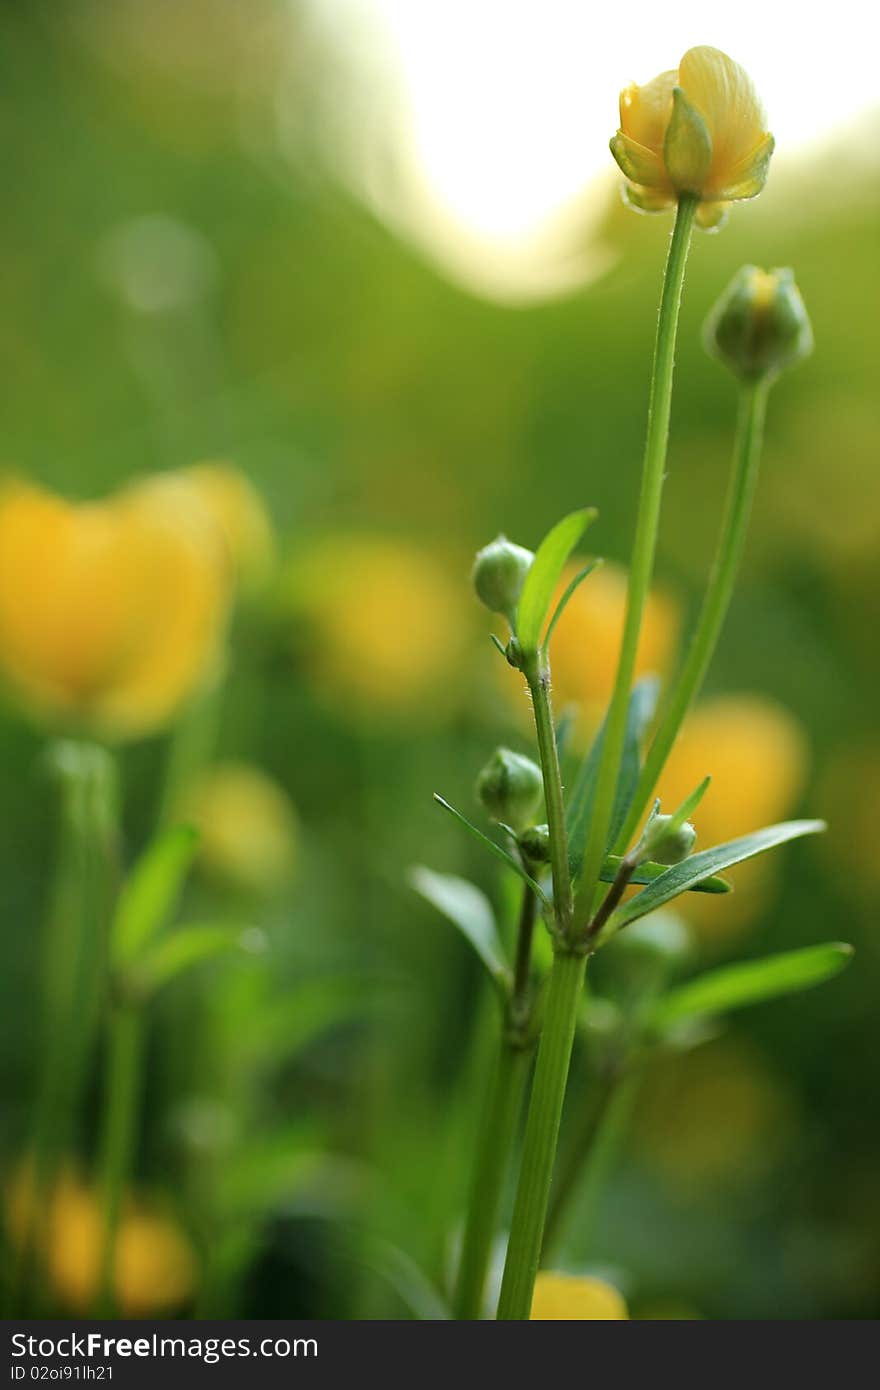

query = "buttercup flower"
[610,46,774,230]
[8,1167,195,1315]
[0,478,229,739]
[181,761,299,896]
[530,1272,628,1320]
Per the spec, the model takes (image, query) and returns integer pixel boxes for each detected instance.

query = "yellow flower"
[611,46,773,229]
[531,1272,628,1320]
[546,562,679,736]
[0,478,228,739]
[657,694,808,936]
[284,534,470,721]
[8,1167,195,1315]
[138,462,276,592]
[181,761,298,895]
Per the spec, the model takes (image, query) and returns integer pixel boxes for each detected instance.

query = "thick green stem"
[452,1041,530,1319]
[615,378,770,851]
[9,743,117,1314]
[453,884,537,1319]
[575,195,697,921]
[496,948,587,1319]
[97,1005,145,1314]
[525,658,572,936]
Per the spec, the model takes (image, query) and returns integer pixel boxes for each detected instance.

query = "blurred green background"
[1,2,878,1320]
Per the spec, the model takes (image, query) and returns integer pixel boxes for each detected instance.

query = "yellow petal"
[710,133,775,201]
[531,1272,628,1320]
[622,183,676,215]
[619,70,677,153]
[695,200,730,231]
[678,47,768,187]
[610,132,672,191]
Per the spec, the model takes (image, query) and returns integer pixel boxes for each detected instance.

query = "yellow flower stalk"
[0,478,229,739]
[610,46,774,229]
[530,1272,628,1320]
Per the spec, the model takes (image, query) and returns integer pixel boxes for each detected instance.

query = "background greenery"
[2,2,878,1319]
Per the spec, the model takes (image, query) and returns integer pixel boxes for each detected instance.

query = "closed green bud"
[472,535,534,625]
[642,814,697,865]
[476,748,543,831]
[518,822,550,864]
[704,266,813,383]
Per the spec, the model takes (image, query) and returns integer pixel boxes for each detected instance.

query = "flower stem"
[496,946,586,1319]
[575,194,697,920]
[453,884,537,1319]
[541,1058,623,1259]
[9,742,117,1314]
[97,1004,145,1314]
[524,655,572,936]
[614,376,771,851]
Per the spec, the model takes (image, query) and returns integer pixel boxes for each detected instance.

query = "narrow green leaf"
[600,854,729,894]
[410,866,511,994]
[650,942,854,1031]
[433,795,550,906]
[567,678,659,875]
[665,775,711,833]
[135,923,263,992]
[112,824,199,965]
[516,508,597,653]
[542,559,602,655]
[611,819,826,930]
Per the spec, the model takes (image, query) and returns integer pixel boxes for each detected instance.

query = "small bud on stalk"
[476,748,543,832]
[518,823,551,864]
[640,813,697,865]
[704,266,813,382]
[472,536,534,627]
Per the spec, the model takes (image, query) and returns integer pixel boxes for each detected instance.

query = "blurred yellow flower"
[611,46,773,230]
[284,534,470,720]
[0,477,228,739]
[530,1272,628,1320]
[8,1168,195,1315]
[138,462,275,592]
[636,1040,795,1193]
[182,761,298,895]
[542,562,679,737]
[657,694,809,935]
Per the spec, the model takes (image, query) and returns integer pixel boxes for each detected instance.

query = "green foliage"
[111,825,198,966]
[516,508,597,653]
[409,866,510,997]
[650,942,853,1031]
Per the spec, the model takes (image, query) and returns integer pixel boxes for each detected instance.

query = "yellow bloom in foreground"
[548,562,679,735]
[611,46,773,229]
[531,1272,628,1320]
[657,694,808,936]
[182,761,298,895]
[139,462,276,591]
[8,1168,195,1315]
[0,478,228,739]
[285,534,469,720]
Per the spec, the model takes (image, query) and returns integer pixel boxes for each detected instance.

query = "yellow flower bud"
[0,478,229,739]
[704,267,813,382]
[530,1272,628,1320]
[611,46,774,228]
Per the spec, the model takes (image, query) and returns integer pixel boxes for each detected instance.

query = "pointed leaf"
[432,795,549,906]
[567,678,659,875]
[611,820,826,930]
[112,825,199,964]
[650,942,854,1031]
[542,559,602,655]
[410,866,510,995]
[600,854,729,894]
[516,508,597,653]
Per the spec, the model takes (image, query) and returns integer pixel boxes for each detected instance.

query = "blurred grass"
[1,2,879,1318]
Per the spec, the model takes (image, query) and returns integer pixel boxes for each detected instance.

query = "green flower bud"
[472,535,534,625]
[518,823,550,864]
[642,814,697,865]
[476,748,543,831]
[703,266,813,383]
